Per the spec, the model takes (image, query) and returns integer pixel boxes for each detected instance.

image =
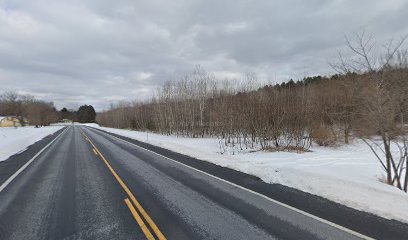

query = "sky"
[0,0,407,111]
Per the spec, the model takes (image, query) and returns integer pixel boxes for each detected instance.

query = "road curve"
[0,125,405,239]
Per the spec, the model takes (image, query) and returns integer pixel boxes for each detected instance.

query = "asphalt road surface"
[0,125,407,239]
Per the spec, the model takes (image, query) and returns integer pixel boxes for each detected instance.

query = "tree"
[77,105,96,123]
[337,31,408,191]
[0,92,26,125]
[59,107,76,121]
[26,101,58,127]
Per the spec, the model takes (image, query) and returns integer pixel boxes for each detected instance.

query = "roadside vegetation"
[97,33,407,192]
[0,93,96,127]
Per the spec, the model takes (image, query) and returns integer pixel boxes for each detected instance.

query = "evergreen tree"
[77,105,96,123]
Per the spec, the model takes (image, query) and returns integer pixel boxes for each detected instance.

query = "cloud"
[0,0,407,110]
[134,71,153,81]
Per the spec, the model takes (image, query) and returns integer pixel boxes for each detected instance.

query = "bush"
[311,124,337,146]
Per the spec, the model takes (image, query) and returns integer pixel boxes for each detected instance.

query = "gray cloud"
[0,0,407,110]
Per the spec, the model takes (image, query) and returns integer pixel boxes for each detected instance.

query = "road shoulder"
[0,127,66,186]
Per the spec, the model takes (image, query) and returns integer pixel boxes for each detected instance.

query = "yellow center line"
[79,127,167,240]
[124,198,155,240]
[92,148,98,156]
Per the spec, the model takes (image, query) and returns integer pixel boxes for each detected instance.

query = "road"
[0,125,407,239]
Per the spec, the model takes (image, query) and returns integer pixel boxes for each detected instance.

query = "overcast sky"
[0,0,407,110]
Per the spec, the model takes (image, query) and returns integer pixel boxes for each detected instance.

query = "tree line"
[0,92,59,127]
[97,34,408,192]
[98,68,407,149]
[0,92,96,126]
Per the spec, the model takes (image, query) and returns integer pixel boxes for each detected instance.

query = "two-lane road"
[0,125,406,239]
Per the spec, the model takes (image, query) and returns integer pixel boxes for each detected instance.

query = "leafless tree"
[339,32,408,191]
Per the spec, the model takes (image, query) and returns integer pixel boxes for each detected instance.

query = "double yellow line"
[80,128,166,240]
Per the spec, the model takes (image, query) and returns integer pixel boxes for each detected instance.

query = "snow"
[0,126,64,161]
[80,123,100,128]
[86,124,408,224]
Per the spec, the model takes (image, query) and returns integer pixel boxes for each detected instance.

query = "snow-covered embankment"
[0,126,64,161]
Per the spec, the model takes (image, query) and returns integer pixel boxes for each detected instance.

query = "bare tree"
[340,32,408,191]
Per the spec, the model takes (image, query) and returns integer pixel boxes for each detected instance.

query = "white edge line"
[0,126,70,193]
[85,126,374,240]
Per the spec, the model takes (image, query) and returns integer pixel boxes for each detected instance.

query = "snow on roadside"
[0,126,64,161]
[84,123,408,223]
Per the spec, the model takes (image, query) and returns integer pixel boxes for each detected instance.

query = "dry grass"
[263,145,312,153]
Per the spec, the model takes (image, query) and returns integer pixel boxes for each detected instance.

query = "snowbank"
[87,124,408,223]
[80,123,100,128]
[0,126,64,161]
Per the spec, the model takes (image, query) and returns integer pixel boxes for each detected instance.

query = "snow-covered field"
[0,126,64,161]
[84,123,408,223]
